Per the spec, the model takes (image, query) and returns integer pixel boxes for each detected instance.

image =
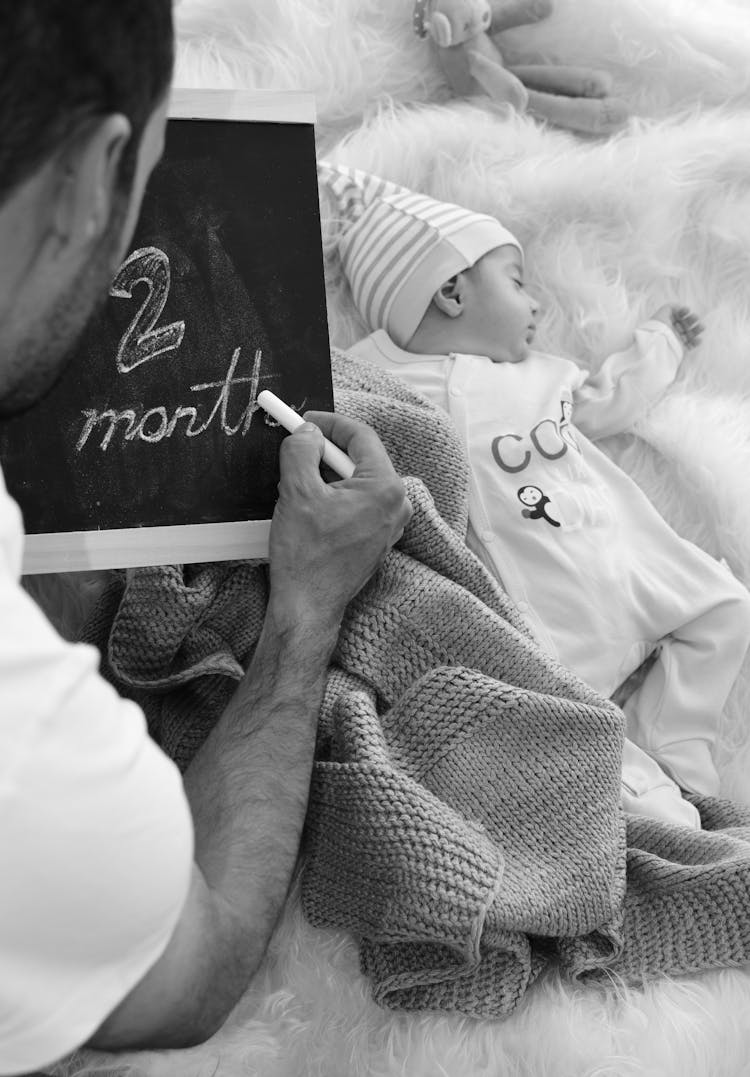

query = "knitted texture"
[81,350,750,1018]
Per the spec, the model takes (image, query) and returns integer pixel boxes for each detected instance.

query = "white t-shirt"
[0,468,194,1075]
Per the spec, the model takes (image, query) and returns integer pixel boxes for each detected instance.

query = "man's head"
[0,0,174,416]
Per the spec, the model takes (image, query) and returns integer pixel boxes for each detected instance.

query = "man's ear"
[431,273,466,319]
[55,114,132,249]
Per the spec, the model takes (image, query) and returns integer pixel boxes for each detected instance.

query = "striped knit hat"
[319,160,522,347]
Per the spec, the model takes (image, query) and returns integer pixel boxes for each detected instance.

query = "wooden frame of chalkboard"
[0,89,332,574]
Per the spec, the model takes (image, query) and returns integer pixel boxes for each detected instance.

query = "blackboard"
[0,90,332,573]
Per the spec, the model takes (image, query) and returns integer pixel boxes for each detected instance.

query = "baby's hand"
[651,304,704,350]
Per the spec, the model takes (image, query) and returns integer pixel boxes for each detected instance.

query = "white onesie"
[350,323,750,823]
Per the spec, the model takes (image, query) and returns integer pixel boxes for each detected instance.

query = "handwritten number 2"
[110,246,186,373]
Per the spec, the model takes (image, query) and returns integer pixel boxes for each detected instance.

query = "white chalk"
[257,390,356,479]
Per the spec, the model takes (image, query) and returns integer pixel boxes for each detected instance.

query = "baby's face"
[469,246,538,364]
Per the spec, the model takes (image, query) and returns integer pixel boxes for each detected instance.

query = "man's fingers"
[678,316,704,347]
[668,306,704,349]
[303,411,398,478]
[304,410,413,538]
[673,309,701,328]
[277,422,326,490]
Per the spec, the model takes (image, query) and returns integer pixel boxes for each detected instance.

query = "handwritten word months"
[76,246,264,452]
[77,346,262,451]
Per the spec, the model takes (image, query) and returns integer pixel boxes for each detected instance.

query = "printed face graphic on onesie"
[517,484,560,527]
[518,485,543,507]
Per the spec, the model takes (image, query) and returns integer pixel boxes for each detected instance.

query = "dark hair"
[0,0,174,204]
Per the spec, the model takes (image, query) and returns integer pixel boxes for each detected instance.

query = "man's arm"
[89,415,412,1050]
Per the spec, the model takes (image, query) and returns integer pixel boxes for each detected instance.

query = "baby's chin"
[489,341,530,364]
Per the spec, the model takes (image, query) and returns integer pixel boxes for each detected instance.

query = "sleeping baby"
[320,159,750,829]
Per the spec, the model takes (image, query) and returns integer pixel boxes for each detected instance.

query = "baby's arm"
[572,305,702,440]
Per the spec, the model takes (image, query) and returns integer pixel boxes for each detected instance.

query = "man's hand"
[267,412,412,630]
[651,304,704,350]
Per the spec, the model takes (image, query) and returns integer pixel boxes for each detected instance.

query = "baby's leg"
[623,566,750,798]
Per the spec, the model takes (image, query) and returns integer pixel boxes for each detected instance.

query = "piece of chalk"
[257,390,356,479]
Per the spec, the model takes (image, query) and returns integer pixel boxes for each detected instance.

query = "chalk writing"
[76,347,263,452]
[110,246,186,373]
[76,246,265,452]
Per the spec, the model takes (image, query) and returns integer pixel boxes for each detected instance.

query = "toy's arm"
[571,319,685,440]
[467,41,529,109]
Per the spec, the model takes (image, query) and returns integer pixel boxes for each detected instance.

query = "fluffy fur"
[52,0,750,1073]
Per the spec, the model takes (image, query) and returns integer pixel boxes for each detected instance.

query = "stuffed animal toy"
[413,0,628,135]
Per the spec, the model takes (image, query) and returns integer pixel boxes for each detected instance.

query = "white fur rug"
[56,0,750,1074]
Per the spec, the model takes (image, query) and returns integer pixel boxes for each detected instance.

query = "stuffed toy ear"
[428,12,455,48]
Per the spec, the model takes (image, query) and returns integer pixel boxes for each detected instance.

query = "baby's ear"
[432,273,465,318]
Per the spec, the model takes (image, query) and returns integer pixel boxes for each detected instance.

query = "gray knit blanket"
[83,351,750,1018]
